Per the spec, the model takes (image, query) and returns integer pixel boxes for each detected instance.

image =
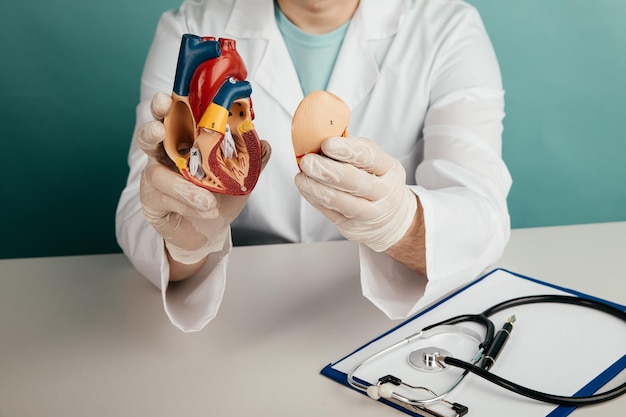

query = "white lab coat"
[116,0,512,332]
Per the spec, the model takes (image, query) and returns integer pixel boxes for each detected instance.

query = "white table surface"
[1,222,624,417]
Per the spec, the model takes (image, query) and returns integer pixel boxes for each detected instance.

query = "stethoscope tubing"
[461,294,626,406]
[349,294,626,407]
[442,355,626,406]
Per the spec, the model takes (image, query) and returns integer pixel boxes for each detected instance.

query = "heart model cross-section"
[163,34,262,195]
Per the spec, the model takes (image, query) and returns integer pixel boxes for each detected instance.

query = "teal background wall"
[1,1,625,259]
[470,0,626,229]
[0,1,180,259]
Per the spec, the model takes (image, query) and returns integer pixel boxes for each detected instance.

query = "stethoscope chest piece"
[409,347,451,372]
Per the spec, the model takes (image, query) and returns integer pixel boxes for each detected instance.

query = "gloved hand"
[138,92,271,264]
[294,136,417,252]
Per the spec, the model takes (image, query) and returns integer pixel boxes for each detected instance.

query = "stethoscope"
[347,294,626,416]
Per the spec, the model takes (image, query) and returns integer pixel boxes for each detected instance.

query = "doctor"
[116,0,512,332]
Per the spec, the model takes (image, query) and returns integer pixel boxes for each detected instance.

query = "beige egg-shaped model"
[291,90,350,165]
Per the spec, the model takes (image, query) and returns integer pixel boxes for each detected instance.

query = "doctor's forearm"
[166,251,208,282]
[384,196,427,277]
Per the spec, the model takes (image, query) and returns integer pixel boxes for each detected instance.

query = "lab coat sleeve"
[360,6,512,319]
[115,8,230,332]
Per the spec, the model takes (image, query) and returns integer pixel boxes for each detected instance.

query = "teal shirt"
[275,4,350,95]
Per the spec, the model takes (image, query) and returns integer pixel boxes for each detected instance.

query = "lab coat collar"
[225,0,406,115]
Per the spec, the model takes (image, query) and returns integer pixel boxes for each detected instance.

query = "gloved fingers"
[159,215,210,251]
[295,172,386,222]
[141,179,218,222]
[137,93,176,164]
[260,139,272,171]
[321,136,395,176]
[150,92,172,120]
[297,194,378,247]
[299,153,390,201]
[137,120,166,160]
[294,173,347,224]
[150,211,223,264]
[301,193,347,225]
[141,161,219,219]
[212,193,250,224]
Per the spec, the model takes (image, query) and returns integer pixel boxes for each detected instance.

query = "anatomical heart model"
[163,34,262,195]
[291,90,350,166]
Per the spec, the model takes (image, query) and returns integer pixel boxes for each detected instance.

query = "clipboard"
[321,268,626,417]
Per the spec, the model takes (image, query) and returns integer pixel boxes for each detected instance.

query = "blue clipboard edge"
[320,268,626,417]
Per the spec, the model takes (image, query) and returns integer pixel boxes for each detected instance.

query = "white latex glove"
[295,136,417,252]
[138,93,271,264]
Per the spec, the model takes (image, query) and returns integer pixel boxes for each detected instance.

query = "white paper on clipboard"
[321,269,626,417]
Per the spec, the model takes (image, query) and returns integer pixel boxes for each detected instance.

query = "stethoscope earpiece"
[366,385,380,400]
[366,383,395,400]
[379,383,395,399]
